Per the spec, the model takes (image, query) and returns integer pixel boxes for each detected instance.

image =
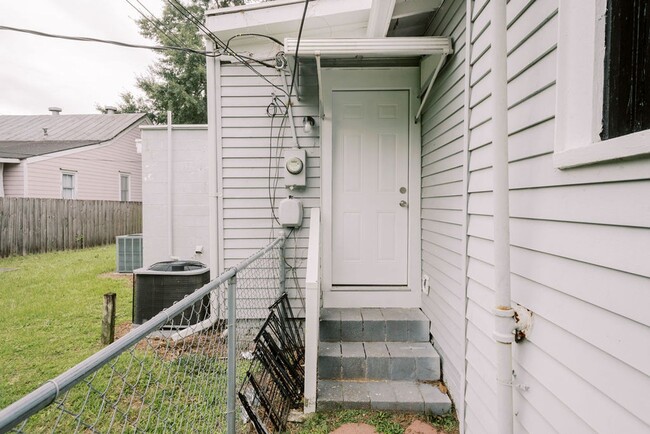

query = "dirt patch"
[331,423,377,434]
[99,272,133,285]
[0,268,17,273]
[405,420,444,434]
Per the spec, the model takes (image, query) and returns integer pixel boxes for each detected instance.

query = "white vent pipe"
[490,1,515,434]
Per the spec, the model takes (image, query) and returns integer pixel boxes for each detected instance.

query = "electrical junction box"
[284,148,307,190]
[278,197,303,228]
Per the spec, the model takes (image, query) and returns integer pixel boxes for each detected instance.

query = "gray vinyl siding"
[219,63,320,315]
[465,0,650,433]
[419,0,467,409]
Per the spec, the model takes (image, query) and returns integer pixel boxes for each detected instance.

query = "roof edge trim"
[284,36,453,58]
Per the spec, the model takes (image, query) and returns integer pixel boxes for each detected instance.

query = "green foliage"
[0,246,133,408]
[118,0,248,124]
[295,409,459,434]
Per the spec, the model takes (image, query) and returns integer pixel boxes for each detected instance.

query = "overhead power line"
[124,0,185,48]
[0,24,219,57]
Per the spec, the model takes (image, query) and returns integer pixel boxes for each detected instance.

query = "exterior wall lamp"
[303,116,316,133]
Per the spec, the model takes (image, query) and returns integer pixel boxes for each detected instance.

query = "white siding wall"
[419,0,467,410]
[24,124,144,201]
[140,126,210,268]
[3,162,24,197]
[464,0,650,432]
[219,63,320,314]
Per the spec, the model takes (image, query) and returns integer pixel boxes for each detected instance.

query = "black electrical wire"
[224,33,284,53]
[124,0,185,48]
[166,0,289,95]
[0,25,219,57]
[288,0,309,98]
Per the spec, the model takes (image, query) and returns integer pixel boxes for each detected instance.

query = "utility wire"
[288,0,309,98]
[124,0,185,48]
[165,0,289,95]
[0,25,219,57]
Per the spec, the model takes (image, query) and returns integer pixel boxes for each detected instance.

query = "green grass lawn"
[0,245,133,409]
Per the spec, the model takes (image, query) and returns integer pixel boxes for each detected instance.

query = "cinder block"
[387,342,416,381]
[319,309,341,341]
[364,342,390,379]
[419,383,452,414]
[361,308,385,341]
[317,380,344,411]
[390,381,424,412]
[368,381,397,411]
[318,342,341,379]
[340,309,363,341]
[341,342,366,379]
[409,318,430,342]
[341,381,370,409]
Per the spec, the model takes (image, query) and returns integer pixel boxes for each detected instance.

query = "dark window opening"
[602,0,650,140]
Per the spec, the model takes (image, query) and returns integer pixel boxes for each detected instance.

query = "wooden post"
[101,293,116,345]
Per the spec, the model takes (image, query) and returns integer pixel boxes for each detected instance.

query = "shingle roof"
[0,113,147,159]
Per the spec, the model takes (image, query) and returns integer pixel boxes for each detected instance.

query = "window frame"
[554,0,650,169]
[119,173,130,202]
[61,170,77,199]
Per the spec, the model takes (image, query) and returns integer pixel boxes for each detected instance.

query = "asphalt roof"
[0,113,147,159]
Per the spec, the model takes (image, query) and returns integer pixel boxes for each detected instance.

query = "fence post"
[279,240,286,296]
[101,293,116,345]
[227,274,237,434]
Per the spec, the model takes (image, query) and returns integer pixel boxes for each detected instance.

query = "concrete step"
[317,379,451,414]
[320,308,430,342]
[318,341,441,381]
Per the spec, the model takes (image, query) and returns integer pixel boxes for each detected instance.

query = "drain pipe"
[166,111,174,259]
[490,1,515,434]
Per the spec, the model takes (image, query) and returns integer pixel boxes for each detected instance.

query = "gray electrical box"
[284,148,307,190]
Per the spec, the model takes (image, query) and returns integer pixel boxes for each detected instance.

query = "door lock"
[399,200,408,208]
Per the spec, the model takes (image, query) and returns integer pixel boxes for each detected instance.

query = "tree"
[118,0,246,124]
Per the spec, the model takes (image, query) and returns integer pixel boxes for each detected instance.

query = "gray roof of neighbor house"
[0,113,148,159]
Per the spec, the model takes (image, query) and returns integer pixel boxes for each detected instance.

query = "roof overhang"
[0,158,20,163]
[284,36,453,123]
[284,36,452,58]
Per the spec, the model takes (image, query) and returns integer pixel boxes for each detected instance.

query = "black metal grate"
[239,293,305,433]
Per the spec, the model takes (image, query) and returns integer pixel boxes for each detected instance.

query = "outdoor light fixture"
[303,116,315,133]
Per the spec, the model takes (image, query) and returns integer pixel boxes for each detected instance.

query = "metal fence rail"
[0,235,286,434]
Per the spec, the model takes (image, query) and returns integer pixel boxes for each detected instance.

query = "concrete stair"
[316,308,451,413]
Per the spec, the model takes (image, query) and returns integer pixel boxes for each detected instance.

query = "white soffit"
[284,37,453,58]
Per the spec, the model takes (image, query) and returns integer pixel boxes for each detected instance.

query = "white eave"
[284,36,452,58]
[0,158,20,163]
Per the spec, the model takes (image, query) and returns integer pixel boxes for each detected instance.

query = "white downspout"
[0,163,4,197]
[490,1,515,434]
[166,111,174,259]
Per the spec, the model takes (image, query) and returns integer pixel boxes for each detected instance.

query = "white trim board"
[320,67,422,309]
[554,0,650,168]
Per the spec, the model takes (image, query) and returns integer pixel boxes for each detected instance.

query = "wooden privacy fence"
[0,197,142,257]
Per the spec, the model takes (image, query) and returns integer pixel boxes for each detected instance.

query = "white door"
[332,90,409,286]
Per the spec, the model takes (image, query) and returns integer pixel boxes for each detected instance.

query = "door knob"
[399,200,408,208]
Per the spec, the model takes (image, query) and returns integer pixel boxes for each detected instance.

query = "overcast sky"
[0,0,166,115]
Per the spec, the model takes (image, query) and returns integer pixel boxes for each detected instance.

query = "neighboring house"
[140,0,648,432]
[0,107,149,201]
[140,124,210,268]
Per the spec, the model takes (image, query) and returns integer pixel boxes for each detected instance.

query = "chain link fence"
[0,236,289,434]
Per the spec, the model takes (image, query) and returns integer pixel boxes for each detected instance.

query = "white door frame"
[321,67,422,308]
